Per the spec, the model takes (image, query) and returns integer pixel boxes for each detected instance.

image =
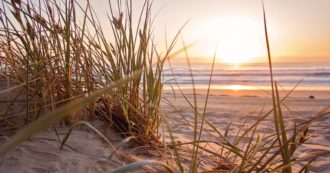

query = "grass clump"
[0,0,181,144]
[0,0,96,124]
[87,0,175,143]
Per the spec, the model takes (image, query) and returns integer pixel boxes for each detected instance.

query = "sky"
[91,0,330,64]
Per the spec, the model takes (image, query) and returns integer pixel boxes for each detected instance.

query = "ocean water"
[163,62,330,91]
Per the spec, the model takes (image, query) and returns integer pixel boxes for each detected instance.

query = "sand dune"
[0,126,124,173]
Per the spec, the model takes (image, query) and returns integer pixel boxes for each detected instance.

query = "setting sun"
[214,16,265,64]
[190,15,266,65]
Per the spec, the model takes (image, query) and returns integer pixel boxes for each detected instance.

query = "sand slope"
[0,127,123,173]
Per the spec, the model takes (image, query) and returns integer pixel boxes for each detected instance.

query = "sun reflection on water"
[223,85,255,91]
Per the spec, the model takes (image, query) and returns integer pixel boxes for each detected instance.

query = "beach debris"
[308,95,315,99]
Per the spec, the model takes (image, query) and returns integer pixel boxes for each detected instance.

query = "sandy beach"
[0,88,328,172]
[162,89,330,172]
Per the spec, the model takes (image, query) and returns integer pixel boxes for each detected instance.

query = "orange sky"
[92,0,330,64]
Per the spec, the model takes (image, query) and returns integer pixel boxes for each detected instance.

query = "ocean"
[163,61,330,91]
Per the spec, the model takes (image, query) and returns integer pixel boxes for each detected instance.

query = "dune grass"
[0,0,329,172]
[0,0,184,144]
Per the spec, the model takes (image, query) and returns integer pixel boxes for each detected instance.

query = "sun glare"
[223,85,244,91]
[200,16,265,65]
[217,17,264,65]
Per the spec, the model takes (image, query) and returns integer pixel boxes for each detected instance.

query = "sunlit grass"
[0,0,329,173]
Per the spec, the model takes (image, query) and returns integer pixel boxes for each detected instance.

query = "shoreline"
[163,88,330,99]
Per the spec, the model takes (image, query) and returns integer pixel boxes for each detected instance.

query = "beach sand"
[0,89,329,172]
[0,121,126,173]
[164,90,330,173]
[163,89,330,172]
